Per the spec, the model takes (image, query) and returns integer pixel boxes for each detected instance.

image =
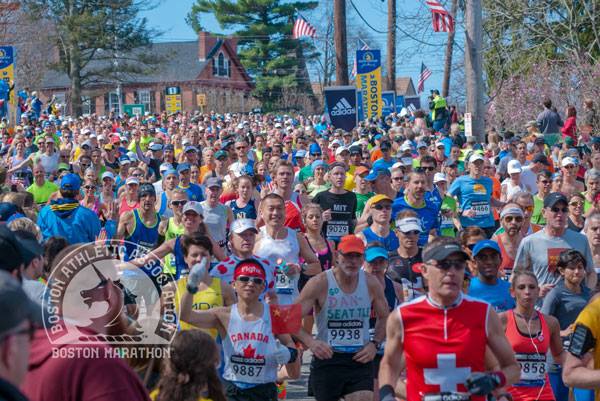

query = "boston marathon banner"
[355,50,382,119]
[395,95,405,113]
[324,86,357,131]
[381,91,395,117]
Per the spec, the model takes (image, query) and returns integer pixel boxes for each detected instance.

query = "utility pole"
[334,0,348,85]
[386,0,396,92]
[465,0,485,142]
[442,0,458,98]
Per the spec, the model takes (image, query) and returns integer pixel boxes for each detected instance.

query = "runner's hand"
[285,263,301,275]
[539,283,555,298]
[353,342,377,363]
[322,209,332,222]
[462,208,476,218]
[309,339,333,360]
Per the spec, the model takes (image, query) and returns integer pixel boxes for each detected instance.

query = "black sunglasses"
[550,206,569,213]
[430,259,467,271]
[171,200,187,207]
[373,204,392,211]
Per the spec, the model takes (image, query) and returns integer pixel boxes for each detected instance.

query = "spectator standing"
[537,99,564,146]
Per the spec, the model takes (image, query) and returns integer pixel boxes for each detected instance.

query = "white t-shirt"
[520,166,538,194]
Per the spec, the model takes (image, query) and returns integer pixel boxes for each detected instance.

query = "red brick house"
[39,32,256,115]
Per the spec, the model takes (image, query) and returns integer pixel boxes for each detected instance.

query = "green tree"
[22,0,161,116]
[187,0,319,111]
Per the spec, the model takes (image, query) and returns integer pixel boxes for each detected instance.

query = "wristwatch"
[370,340,382,351]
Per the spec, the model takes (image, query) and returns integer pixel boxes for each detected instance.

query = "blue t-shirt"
[392,195,440,247]
[179,183,204,202]
[448,175,495,228]
[468,277,515,312]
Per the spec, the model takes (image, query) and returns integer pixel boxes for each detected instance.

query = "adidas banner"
[324,86,358,131]
[405,96,422,111]
[382,91,395,117]
[355,49,382,119]
[356,90,364,122]
[395,95,405,113]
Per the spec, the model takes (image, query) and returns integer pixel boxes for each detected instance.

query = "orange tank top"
[505,310,555,401]
[497,236,515,278]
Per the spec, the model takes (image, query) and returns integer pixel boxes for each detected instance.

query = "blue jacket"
[37,199,101,244]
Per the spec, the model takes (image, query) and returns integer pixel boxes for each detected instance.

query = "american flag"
[351,43,370,79]
[426,0,454,33]
[417,62,432,93]
[293,15,317,39]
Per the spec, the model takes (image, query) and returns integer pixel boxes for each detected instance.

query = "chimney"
[198,31,217,61]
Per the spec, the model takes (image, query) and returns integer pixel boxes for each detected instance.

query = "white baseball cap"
[182,201,204,216]
[395,217,423,233]
[230,218,259,234]
[101,171,115,181]
[561,156,578,167]
[469,153,485,163]
[433,172,447,183]
[335,146,350,156]
[507,159,522,174]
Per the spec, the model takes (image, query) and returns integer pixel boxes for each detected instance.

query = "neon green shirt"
[27,180,58,204]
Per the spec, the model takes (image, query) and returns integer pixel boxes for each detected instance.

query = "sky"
[142,0,455,101]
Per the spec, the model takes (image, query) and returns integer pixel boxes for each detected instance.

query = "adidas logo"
[330,98,356,116]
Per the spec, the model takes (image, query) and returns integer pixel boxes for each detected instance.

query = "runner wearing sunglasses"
[493,204,525,279]
[180,257,301,401]
[356,194,399,257]
[378,237,520,401]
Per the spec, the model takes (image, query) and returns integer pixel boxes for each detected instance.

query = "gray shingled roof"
[41,41,209,89]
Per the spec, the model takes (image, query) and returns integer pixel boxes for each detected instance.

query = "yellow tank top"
[163,218,185,274]
[174,277,223,338]
[574,297,600,401]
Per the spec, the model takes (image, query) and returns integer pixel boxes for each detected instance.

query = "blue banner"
[324,86,357,131]
[395,95,405,112]
[381,91,395,117]
[405,96,422,110]
[357,90,364,122]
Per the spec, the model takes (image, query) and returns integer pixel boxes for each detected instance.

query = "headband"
[500,207,524,219]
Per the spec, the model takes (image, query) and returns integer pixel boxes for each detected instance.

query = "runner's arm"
[179,288,221,328]
[547,315,565,364]
[297,232,321,276]
[485,308,521,386]
[115,211,133,240]
[369,275,390,344]
[276,334,301,380]
[134,141,150,165]
[378,308,404,393]
[563,323,600,388]
[129,239,175,267]
[221,280,236,306]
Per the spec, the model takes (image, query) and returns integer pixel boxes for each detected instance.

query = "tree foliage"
[21,0,161,116]
[187,0,319,111]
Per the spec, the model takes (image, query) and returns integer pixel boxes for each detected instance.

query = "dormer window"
[213,52,231,78]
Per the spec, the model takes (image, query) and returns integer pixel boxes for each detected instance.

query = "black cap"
[380,141,392,151]
[0,226,40,273]
[0,270,42,335]
[349,145,361,155]
[532,153,550,166]
[138,183,156,198]
[534,137,545,145]
[544,192,568,208]
[422,242,469,263]
[592,137,600,145]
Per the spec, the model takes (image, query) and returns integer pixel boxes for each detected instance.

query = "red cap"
[233,259,266,281]
[338,235,365,255]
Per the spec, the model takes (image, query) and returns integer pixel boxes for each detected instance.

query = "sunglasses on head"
[236,276,264,285]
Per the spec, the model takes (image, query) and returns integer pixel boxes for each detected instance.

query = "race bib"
[275,271,294,294]
[471,201,490,217]
[229,354,266,382]
[328,319,364,349]
[516,353,546,385]
[326,221,349,237]
[441,214,454,228]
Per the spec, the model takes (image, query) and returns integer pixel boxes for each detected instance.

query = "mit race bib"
[326,221,349,237]
[471,201,490,217]
[516,353,546,386]
[328,319,364,350]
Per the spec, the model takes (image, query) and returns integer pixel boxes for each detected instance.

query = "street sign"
[464,113,472,137]
[123,104,145,117]
[165,86,182,114]
[196,93,206,107]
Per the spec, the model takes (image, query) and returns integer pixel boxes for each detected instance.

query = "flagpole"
[442,0,458,98]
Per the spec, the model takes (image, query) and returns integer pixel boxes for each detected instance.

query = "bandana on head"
[233,260,266,281]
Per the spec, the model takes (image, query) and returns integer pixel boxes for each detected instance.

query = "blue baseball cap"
[472,239,501,258]
[163,169,178,178]
[309,143,322,155]
[177,162,191,173]
[311,160,328,172]
[365,166,391,181]
[365,246,388,262]
[60,173,81,191]
[184,145,198,153]
[148,143,163,152]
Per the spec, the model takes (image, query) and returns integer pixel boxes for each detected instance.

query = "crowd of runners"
[2,96,600,401]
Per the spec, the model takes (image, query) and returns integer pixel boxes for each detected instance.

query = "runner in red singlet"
[500,270,564,401]
[378,237,520,401]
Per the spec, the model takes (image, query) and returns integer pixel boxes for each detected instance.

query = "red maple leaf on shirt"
[217,265,228,274]
[242,344,256,358]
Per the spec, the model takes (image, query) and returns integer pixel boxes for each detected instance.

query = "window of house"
[135,89,152,113]
[81,96,95,115]
[107,92,120,114]
[213,52,230,78]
